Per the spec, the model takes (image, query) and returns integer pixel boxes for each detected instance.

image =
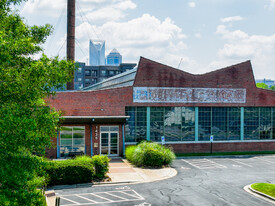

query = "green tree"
[0,0,74,205]
[256,83,269,89]
[270,85,275,91]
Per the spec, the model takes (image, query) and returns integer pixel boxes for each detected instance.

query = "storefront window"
[125,107,146,142]
[182,107,195,141]
[198,107,211,141]
[60,126,85,157]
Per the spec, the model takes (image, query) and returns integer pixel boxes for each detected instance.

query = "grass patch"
[176,151,275,157]
[251,183,275,198]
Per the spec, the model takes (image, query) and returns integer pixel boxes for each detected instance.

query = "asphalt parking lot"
[55,155,275,206]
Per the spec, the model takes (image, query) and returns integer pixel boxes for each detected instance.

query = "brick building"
[46,57,275,158]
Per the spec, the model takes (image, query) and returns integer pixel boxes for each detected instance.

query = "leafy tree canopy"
[256,83,275,91]
[0,0,74,205]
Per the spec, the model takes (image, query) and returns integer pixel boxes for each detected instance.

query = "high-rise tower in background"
[106,48,122,66]
[89,40,105,66]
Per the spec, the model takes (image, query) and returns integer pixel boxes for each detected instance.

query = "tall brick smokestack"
[66,0,75,90]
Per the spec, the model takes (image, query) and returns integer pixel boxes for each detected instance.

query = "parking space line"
[105,192,128,200]
[120,191,140,199]
[254,157,275,164]
[90,193,114,202]
[59,190,144,206]
[181,159,226,169]
[230,159,253,167]
[75,195,97,203]
[60,196,81,205]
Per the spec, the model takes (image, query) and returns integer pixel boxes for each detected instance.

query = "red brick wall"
[125,141,275,154]
[46,87,132,116]
[169,142,275,153]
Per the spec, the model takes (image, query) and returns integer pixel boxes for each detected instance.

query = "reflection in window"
[60,126,85,157]
[182,107,195,141]
[125,107,147,142]
[244,107,259,140]
[198,107,211,141]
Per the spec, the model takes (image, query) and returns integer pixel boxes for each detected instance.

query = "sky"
[16,0,275,80]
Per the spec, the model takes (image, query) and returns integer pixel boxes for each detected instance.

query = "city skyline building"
[89,39,105,66]
[106,48,122,66]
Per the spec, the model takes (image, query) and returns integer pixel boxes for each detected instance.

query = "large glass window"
[244,107,259,140]
[60,126,85,157]
[198,107,211,141]
[228,107,241,140]
[273,108,275,139]
[125,106,275,142]
[125,107,147,142]
[164,107,182,141]
[150,107,164,141]
[182,107,195,141]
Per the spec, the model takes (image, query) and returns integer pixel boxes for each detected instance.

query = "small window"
[109,70,114,75]
[85,79,90,82]
[101,70,106,75]
[85,70,91,75]
[92,78,97,83]
[77,68,82,74]
[78,78,82,82]
[91,70,97,76]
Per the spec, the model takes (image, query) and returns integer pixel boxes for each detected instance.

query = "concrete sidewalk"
[103,158,177,184]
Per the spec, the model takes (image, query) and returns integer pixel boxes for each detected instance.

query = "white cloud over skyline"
[18,0,275,80]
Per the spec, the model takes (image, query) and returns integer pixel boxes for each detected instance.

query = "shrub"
[91,155,110,179]
[125,141,176,167]
[45,159,94,185]
[125,145,136,163]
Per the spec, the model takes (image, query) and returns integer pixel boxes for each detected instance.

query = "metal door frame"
[100,126,119,156]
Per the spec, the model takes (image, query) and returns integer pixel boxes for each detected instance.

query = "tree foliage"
[256,83,275,91]
[0,0,75,205]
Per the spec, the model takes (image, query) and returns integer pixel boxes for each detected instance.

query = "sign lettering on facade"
[133,87,246,103]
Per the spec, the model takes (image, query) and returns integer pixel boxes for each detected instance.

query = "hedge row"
[45,155,109,186]
[125,141,176,167]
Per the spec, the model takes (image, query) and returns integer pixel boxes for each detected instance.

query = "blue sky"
[17,0,275,80]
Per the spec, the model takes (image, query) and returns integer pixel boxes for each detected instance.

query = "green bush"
[125,141,176,167]
[0,152,47,206]
[45,155,110,185]
[125,145,136,163]
[45,159,94,185]
[91,155,110,179]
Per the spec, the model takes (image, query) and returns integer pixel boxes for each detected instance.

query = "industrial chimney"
[66,0,75,90]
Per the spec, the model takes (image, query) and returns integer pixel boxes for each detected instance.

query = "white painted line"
[254,157,275,164]
[230,159,253,167]
[75,195,98,203]
[132,190,145,199]
[105,192,128,200]
[89,193,114,202]
[181,159,226,169]
[120,191,140,199]
[60,196,80,205]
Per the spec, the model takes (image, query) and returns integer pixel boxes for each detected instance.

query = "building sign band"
[133,87,246,103]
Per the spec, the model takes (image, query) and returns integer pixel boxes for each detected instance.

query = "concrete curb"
[244,184,275,205]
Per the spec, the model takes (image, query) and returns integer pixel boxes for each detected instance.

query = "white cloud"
[214,25,275,79]
[72,14,190,69]
[188,2,196,8]
[195,33,201,38]
[21,0,136,21]
[220,16,244,23]
[21,0,66,17]
[265,0,275,10]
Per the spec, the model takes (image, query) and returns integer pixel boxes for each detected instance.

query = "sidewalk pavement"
[102,158,177,184]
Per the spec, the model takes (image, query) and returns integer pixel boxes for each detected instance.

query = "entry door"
[100,126,119,156]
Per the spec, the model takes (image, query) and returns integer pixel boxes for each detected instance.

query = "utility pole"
[66,0,75,90]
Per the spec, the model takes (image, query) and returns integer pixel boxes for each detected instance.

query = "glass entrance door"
[100,126,119,156]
